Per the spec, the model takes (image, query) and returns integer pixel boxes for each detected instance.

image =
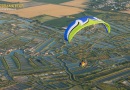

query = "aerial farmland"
[0,0,130,90]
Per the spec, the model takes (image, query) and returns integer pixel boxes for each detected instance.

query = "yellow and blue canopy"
[64,16,111,42]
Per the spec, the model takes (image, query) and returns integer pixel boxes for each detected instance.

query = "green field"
[32,15,57,23]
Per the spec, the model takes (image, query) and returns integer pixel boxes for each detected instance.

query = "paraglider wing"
[64,16,111,42]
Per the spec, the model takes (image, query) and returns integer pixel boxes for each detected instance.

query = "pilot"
[80,60,87,67]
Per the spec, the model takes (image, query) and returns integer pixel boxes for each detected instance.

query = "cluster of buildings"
[90,0,130,11]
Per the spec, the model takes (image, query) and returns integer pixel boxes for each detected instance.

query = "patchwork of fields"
[0,0,87,18]
[1,4,84,18]
[0,0,130,90]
